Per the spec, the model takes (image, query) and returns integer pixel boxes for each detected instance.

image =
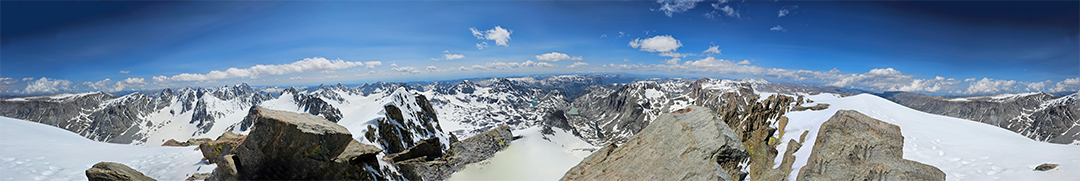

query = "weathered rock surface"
[394,125,514,181]
[561,105,748,181]
[1035,163,1059,171]
[204,106,397,181]
[161,138,213,147]
[85,162,157,181]
[797,110,945,181]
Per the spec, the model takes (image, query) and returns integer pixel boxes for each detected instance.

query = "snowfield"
[778,93,1080,181]
[0,116,210,181]
[448,127,595,181]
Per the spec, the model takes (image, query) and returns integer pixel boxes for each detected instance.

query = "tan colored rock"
[85,162,157,181]
[561,106,747,181]
[797,110,945,181]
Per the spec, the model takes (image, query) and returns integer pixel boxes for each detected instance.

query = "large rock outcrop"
[561,105,748,181]
[797,110,945,181]
[85,162,156,181]
[208,106,395,180]
[393,125,515,181]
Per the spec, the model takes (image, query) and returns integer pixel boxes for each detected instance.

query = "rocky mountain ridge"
[880,91,1080,145]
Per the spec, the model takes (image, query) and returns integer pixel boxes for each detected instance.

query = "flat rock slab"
[797,110,945,181]
[561,105,747,181]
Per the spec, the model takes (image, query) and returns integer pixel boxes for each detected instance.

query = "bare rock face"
[229,106,354,180]
[208,106,396,181]
[85,162,157,181]
[394,125,514,181]
[561,105,748,181]
[797,110,945,181]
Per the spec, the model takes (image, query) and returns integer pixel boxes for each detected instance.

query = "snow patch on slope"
[448,127,595,181]
[778,93,1080,181]
[0,116,208,181]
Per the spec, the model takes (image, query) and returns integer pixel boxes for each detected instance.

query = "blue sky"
[1,0,1077,95]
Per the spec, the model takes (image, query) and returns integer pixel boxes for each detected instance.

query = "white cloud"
[427,66,438,72]
[659,52,693,58]
[110,78,147,92]
[656,0,705,17]
[119,70,130,74]
[624,59,631,62]
[443,53,465,60]
[770,25,786,31]
[535,52,583,61]
[364,61,382,69]
[461,60,556,71]
[664,57,681,65]
[736,60,751,65]
[476,42,488,50]
[470,26,512,47]
[568,62,590,68]
[629,35,682,52]
[392,66,421,74]
[0,77,16,84]
[289,77,303,80]
[154,57,363,82]
[21,77,34,81]
[964,78,1018,94]
[1051,78,1080,92]
[24,77,74,94]
[390,63,398,67]
[703,46,721,55]
[719,5,739,18]
[778,9,789,17]
[122,77,145,84]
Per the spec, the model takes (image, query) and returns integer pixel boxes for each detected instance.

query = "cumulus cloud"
[21,77,34,81]
[365,61,382,69]
[964,78,1018,94]
[392,66,421,74]
[656,0,705,17]
[736,60,751,65]
[703,46,721,55]
[0,77,15,84]
[427,66,438,72]
[442,51,465,60]
[568,62,590,68]
[1052,78,1080,92]
[154,57,363,82]
[119,70,130,74]
[24,77,74,94]
[470,26,512,47]
[536,52,583,61]
[770,25,786,31]
[778,9,789,17]
[629,35,682,52]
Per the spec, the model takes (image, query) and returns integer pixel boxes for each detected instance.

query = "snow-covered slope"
[0,116,209,181]
[778,93,1080,180]
[447,127,595,181]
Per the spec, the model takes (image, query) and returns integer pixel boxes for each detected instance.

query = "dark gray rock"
[85,162,157,181]
[1035,163,1059,171]
[797,110,945,181]
[230,106,353,180]
[395,125,514,181]
[561,105,747,181]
